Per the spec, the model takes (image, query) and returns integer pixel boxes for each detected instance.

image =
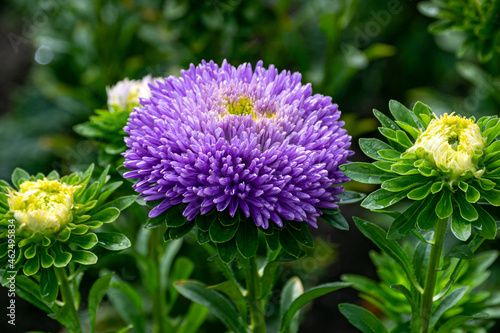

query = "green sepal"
[389,99,420,130]
[167,223,194,241]
[96,232,131,251]
[435,191,453,219]
[407,182,433,200]
[217,239,237,264]
[86,221,103,229]
[472,206,497,239]
[417,195,440,230]
[388,199,426,239]
[465,185,481,203]
[431,181,445,194]
[280,228,302,258]
[209,218,238,243]
[71,250,98,265]
[395,130,413,148]
[455,192,478,221]
[412,101,433,127]
[11,168,30,189]
[381,175,428,192]
[458,181,468,192]
[91,207,120,223]
[57,227,71,242]
[235,221,259,258]
[378,149,401,160]
[361,189,409,210]
[391,160,420,176]
[40,266,59,305]
[41,249,55,269]
[71,225,89,235]
[24,244,37,259]
[340,162,395,184]
[166,207,188,227]
[358,138,393,161]
[53,244,72,268]
[373,109,400,131]
[219,212,238,226]
[450,208,472,242]
[395,121,420,140]
[265,232,280,252]
[337,191,366,205]
[475,178,496,191]
[46,170,60,180]
[197,230,211,244]
[23,256,40,276]
[321,209,349,230]
[195,212,217,231]
[288,224,313,248]
[144,215,166,229]
[70,233,98,249]
[478,188,500,206]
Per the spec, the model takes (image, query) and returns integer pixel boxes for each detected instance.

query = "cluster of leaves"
[0,165,133,332]
[143,191,364,264]
[419,0,500,62]
[74,107,130,169]
[0,165,134,275]
[341,100,500,242]
[342,218,500,333]
[175,259,350,333]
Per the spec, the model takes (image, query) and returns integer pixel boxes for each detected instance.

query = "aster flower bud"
[106,74,162,112]
[341,100,500,242]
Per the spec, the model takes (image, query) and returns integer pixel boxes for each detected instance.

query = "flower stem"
[150,229,167,333]
[54,267,82,333]
[420,218,447,333]
[244,256,266,333]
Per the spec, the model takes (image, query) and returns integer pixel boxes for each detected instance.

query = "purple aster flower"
[123,60,352,230]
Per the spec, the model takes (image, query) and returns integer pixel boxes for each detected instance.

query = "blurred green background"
[1,0,500,332]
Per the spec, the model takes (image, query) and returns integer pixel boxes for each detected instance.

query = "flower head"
[341,100,500,242]
[106,74,161,111]
[408,113,485,181]
[0,166,132,276]
[8,179,79,234]
[123,60,352,260]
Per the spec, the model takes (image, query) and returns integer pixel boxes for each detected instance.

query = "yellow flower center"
[408,113,485,180]
[8,179,80,234]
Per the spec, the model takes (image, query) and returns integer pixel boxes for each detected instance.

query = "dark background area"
[1,0,500,332]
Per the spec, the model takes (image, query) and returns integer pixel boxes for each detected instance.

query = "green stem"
[244,256,267,333]
[54,267,82,333]
[420,218,447,333]
[150,229,167,333]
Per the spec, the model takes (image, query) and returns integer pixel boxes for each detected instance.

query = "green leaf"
[321,209,349,230]
[390,284,420,332]
[70,233,98,249]
[219,212,238,226]
[373,109,400,131]
[40,266,59,305]
[217,239,237,263]
[407,182,433,200]
[102,195,137,211]
[281,282,351,333]
[236,221,259,258]
[395,130,413,148]
[354,217,417,289]
[210,218,238,243]
[478,188,500,206]
[412,101,433,127]
[435,191,453,219]
[195,213,216,231]
[97,232,131,251]
[361,189,409,210]
[279,276,304,333]
[359,138,394,161]
[261,260,282,304]
[389,100,419,130]
[382,175,428,192]
[337,191,366,204]
[174,280,247,333]
[53,244,72,268]
[108,279,146,333]
[450,209,472,241]
[280,229,302,258]
[388,199,425,239]
[91,207,120,224]
[472,206,497,239]
[88,273,114,333]
[447,245,473,260]
[169,256,195,308]
[435,313,489,333]
[207,280,247,320]
[176,303,210,333]
[340,162,394,184]
[465,185,480,203]
[338,303,388,333]
[167,223,194,240]
[11,168,30,189]
[378,149,402,160]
